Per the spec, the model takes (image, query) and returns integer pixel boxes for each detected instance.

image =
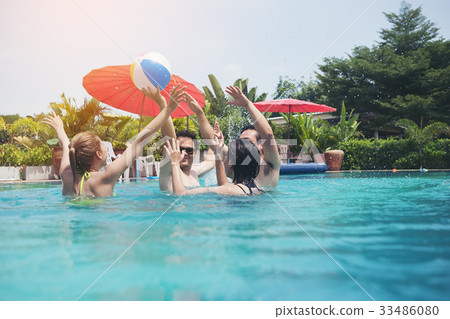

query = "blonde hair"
[68,132,101,185]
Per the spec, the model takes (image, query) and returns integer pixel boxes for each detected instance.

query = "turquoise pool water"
[0,172,449,301]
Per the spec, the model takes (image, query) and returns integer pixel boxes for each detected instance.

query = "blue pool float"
[280,162,328,175]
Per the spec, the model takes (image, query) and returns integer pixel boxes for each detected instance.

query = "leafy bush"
[0,143,52,166]
[0,144,24,166]
[337,138,449,170]
[8,118,40,138]
[22,145,52,166]
[8,117,54,144]
[423,139,450,169]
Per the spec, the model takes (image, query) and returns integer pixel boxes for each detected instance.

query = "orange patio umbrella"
[82,65,205,130]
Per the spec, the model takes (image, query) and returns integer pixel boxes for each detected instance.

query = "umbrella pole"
[186,116,189,131]
[287,106,291,163]
[137,96,145,178]
[138,96,145,132]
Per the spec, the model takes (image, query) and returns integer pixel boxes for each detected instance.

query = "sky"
[0,0,449,117]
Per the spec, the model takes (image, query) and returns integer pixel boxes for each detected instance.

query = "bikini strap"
[79,171,90,196]
[250,179,263,192]
[237,184,251,196]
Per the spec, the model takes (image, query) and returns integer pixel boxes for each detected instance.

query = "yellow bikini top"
[77,171,116,198]
[78,171,90,196]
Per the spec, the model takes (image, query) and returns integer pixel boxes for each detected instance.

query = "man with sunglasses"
[143,85,215,192]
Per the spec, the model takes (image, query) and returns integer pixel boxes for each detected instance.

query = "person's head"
[225,139,260,184]
[239,124,262,155]
[176,130,197,171]
[68,132,106,179]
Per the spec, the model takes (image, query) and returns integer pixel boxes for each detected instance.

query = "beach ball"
[130,52,172,91]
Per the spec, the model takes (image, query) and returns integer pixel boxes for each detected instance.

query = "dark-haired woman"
[165,137,263,196]
[42,85,185,198]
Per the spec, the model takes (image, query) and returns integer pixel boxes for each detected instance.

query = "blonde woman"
[42,85,185,197]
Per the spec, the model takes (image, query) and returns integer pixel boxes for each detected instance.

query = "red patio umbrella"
[254,99,336,159]
[82,65,205,130]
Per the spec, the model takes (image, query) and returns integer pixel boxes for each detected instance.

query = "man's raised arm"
[225,86,280,169]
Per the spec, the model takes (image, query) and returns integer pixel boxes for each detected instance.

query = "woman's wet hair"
[68,132,102,184]
[228,139,260,185]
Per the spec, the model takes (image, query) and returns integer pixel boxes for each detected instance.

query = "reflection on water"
[0,172,449,300]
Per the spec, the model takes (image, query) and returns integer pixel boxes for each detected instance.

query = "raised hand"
[225,86,251,109]
[213,121,224,146]
[164,138,187,165]
[184,92,203,114]
[167,84,186,112]
[142,86,166,106]
[41,110,65,134]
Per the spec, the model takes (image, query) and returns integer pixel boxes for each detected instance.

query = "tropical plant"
[48,93,142,146]
[330,102,361,145]
[203,74,228,118]
[281,113,317,152]
[202,74,268,143]
[281,102,361,152]
[0,117,8,144]
[50,94,106,138]
[395,118,449,166]
[0,144,24,166]
[233,78,267,103]
[8,117,54,146]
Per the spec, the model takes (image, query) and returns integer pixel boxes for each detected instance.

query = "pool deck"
[1,169,449,184]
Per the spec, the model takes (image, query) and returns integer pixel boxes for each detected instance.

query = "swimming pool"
[0,171,449,301]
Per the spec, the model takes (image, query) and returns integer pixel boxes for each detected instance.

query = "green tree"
[273,76,325,102]
[395,118,449,166]
[379,1,439,54]
[316,2,449,130]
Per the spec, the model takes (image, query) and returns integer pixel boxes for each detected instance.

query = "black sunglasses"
[180,147,194,155]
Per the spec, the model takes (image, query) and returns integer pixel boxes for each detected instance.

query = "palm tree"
[203,74,228,117]
[203,75,268,117]
[233,78,267,103]
[202,74,268,143]
[396,118,449,167]
[50,94,106,138]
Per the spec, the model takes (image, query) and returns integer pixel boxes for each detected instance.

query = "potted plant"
[321,102,361,171]
[21,145,55,180]
[0,144,22,180]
